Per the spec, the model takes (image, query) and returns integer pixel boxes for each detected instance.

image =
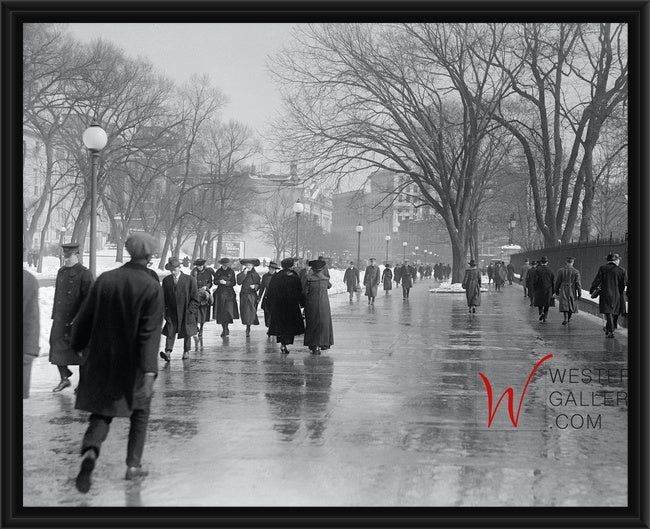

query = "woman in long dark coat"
[382,264,393,293]
[190,258,213,345]
[303,259,334,355]
[461,260,482,313]
[213,257,239,337]
[554,257,582,325]
[267,258,305,354]
[533,256,555,323]
[237,258,261,337]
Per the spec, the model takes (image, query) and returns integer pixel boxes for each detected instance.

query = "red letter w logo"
[478,354,553,428]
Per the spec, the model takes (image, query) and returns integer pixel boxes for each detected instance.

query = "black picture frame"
[3,1,648,528]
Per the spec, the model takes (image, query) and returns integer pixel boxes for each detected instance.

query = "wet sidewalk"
[23,279,628,507]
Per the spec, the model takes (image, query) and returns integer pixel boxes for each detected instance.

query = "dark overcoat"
[590,262,627,315]
[213,266,239,323]
[520,264,531,284]
[363,265,380,298]
[462,267,482,307]
[393,266,402,284]
[533,265,555,307]
[303,270,334,348]
[494,264,507,287]
[191,267,214,323]
[555,265,581,313]
[400,266,413,289]
[49,263,93,366]
[237,268,261,325]
[526,266,537,299]
[71,262,163,417]
[382,268,393,290]
[267,269,305,337]
[343,267,360,293]
[162,272,199,338]
[258,271,276,326]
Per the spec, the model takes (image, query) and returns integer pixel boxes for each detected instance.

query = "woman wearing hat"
[303,259,334,354]
[266,258,305,353]
[212,258,239,337]
[462,259,482,313]
[190,258,214,346]
[381,263,393,295]
[237,258,262,337]
[258,261,280,334]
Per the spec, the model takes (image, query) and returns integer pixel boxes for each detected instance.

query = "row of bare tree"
[269,22,628,281]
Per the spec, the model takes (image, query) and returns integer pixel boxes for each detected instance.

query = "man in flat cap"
[49,242,94,393]
[590,253,627,338]
[71,232,163,492]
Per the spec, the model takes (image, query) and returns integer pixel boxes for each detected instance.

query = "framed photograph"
[3,1,648,528]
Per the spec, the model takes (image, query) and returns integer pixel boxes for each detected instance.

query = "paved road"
[23,279,627,507]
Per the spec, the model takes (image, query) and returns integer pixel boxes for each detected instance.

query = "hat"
[165,257,181,270]
[539,256,549,264]
[607,253,620,261]
[280,258,295,269]
[309,259,326,270]
[218,257,231,265]
[566,256,575,262]
[193,258,206,266]
[524,258,529,263]
[268,261,280,269]
[61,242,80,253]
[125,233,157,259]
[369,257,376,261]
[240,258,261,267]
[468,259,476,267]
[385,263,391,267]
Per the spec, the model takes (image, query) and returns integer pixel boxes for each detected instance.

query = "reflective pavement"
[23,279,628,506]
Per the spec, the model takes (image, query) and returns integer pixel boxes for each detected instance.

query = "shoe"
[159,351,171,362]
[562,321,568,325]
[606,332,615,338]
[53,378,71,392]
[220,332,226,337]
[539,314,544,321]
[125,466,149,480]
[315,348,322,355]
[182,351,189,360]
[469,308,472,313]
[280,345,290,354]
[75,455,95,493]
[245,328,251,337]
[472,307,476,313]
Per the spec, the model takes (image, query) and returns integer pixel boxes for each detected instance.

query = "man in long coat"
[237,258,261,337]
[343,261,360,302]
[213,257,239,337]
[506,262,515,285]
[526,261,537,306]
[487,263,494,285]
[190,258,213,347]
[267,258,305,354]
[303,259,333,355]
[23,268,40,399]
[520,259,532,298]
[159,257,199,361]
[554,257,582,325]
[399,260,414,300]
[533,256,555,323]
[382,264,393,294]
[71,233,163,493]
[462,259,482,313]
[393,262,402,285]
[258,260,279,334]
[590,253,627,338]
[363,257,381,305]
[49,242,94,393]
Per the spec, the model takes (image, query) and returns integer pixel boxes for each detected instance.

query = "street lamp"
[356,224,363,269]
[402,241,408,260]
[385,234,391,264]
[508,213,516,245]
[292,199,304,258]
[415,245,419,264]
[82,121,108,278]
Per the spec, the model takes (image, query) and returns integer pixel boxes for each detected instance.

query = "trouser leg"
[81,414,113,458]
[613,314,619,329]
[165,335,176,351]
[58,365,73,379]
[126,408,150,468]
[183,336,191,352]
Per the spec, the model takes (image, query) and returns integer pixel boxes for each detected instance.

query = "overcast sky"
[66,23,294,134]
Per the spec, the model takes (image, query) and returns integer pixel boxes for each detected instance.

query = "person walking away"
[410,263,418,283]
[555,257,582,325]
[400,260,414,300]
[343,261,360,302]
[190,258,213,347]
[23,268,40,398]
[526,261,537,306]
[159,257,199,361]
[487,262,494,285]
[213,257,239,337]
[533,256,555,323]
[267,258,305,354]
[590,253,627,338]
[258,260,279,335]
[494,262,506,292]
[462,259,482,313]
[71,233,163,493]
[382,264,393,295]
[363,257,381,305]
[49,242,94,393]
[317,255,330,278]
[303,259,334,355]
[237,258,261,337]
[393,261,402,287]
[506,261,515,285]
[520,259,531,297]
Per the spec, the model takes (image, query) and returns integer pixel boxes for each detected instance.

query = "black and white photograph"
[6,2,648,527]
